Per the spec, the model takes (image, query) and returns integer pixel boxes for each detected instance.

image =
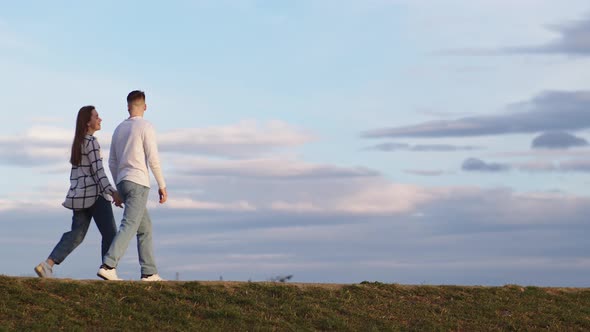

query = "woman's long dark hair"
[70,106,95,166]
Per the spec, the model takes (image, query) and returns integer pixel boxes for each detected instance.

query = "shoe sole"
[34,265,45,278]
[96,272,110,280]
[97,271,122,281]
[141,279,166,282]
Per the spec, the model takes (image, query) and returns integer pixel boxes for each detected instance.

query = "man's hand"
[112,191,124,208]
[158,187,168,204]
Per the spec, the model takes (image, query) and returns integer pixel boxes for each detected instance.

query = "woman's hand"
[112,191,124,208]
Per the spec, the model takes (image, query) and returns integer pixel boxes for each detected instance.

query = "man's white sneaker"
[141,274,166,282]
[97,267,123,281]
[34,261,53,278]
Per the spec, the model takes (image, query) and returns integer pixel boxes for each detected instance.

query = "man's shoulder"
[114,119,145,131]
[113,118,155,139]
[138,118,154,127]
[114,120,127,129]
[128,117,154,128]
[136,119,156,134]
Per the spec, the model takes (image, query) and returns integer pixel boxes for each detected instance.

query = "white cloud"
[0,198,59,212]
[0,126,74,166]
[150,197,256,211]
[270,201,323,213]
[160,173,447,217]
[364,142,481,152]
[0,120,314,169]
[157,223,364,247]
[328,183,437,215]
[172,156,379,179]
[159,120,314,158]
[516,160,557,172]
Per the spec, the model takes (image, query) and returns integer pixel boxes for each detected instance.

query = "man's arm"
[108,132,119,186]
[143,123,167,203]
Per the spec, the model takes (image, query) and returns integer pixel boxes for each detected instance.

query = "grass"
[1,276,589,331]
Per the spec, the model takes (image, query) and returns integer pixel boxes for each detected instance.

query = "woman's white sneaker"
[34,261,53,278]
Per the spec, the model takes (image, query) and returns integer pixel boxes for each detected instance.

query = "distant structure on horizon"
[269,275,293,283]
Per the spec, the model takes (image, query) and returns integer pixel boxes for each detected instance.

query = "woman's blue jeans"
[49,196,117,264]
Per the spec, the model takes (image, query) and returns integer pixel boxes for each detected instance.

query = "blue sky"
[1,0,590,286]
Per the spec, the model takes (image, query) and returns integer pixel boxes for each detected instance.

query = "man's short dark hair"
[127,90,146,104]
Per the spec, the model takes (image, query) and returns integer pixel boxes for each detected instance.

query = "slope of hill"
[1,275,589,331]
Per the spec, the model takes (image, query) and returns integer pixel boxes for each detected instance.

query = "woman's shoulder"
[83,135,99,150]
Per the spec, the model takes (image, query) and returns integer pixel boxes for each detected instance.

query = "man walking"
[97,90,168,281]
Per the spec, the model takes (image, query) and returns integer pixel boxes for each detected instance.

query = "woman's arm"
[87,137,116,196]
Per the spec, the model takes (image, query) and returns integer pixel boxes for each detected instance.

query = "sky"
[1,0,589,286]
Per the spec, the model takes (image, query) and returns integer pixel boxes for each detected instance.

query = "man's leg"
[102,181,150,268]
[137,208,158,276]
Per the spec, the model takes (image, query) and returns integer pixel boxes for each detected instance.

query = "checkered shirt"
[62,135,115,210]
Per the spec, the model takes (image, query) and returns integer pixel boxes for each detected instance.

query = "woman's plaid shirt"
[62,135,115,210]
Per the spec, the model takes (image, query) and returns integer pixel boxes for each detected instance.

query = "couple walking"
[34,90,168,281]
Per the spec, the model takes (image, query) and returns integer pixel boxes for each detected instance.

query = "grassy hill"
[1,275,589,331]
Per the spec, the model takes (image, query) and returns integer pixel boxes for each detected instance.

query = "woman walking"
[34,106,122,278]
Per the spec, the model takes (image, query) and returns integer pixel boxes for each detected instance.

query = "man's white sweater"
[109,116,166,189]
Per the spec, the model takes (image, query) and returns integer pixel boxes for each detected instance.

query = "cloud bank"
[462,158,511,172]
[531,132,588,149]
[364,142,481,152]
[362,91,590,138]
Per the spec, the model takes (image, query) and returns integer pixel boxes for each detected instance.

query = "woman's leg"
[90,196,118,259]
[48,208,92,264]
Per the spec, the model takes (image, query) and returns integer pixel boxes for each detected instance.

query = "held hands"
[158,187,168,204]
[112,191,124,208]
